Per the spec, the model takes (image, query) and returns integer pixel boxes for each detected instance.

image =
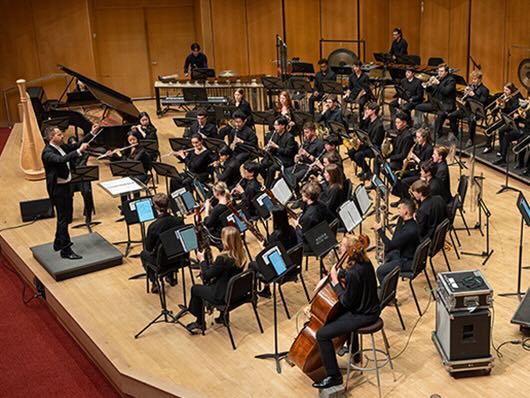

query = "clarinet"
[194,206,214,265]
[299,148,326,185]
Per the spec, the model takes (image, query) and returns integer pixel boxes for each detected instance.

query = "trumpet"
[456,85,475,106]
[422,75,440,88]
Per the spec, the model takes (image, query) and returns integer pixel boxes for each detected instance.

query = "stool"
[345,318,395,398]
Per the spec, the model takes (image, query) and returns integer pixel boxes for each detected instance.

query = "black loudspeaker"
[19,198,55,222]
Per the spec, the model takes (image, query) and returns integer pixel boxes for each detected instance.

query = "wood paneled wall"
[3,0,530,125]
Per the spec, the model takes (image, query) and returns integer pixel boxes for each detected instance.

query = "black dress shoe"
[185,321,202,334]
[60,250,82,260]
[312,375,343,389]
[493,158,506,166]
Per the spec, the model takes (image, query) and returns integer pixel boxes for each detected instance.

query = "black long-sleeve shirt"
[264,130,298,167]
[200,255,242,302]
[204,203,228,238]
[390,38,408,57]
[314,70,337,93]
[268,227,298,252]
[315,107,344,128]
[320,184,347,218]
[367,117,385,148]
[145,213,184,253]
[416,195,448,242]
[415,142,434,164]
[299,201,335,233]
[435,161,451,202]
[427,74,456,112]
[389,128,414,164]
[239,178,261,218]
[378,218,419,260]
[217,157,241,189]
[299,137,324,164]
[185,121,218,139]
[179,149,215,181]
[184,52,208,74]
[333,261,380,315]
[227,125,258,157]
[399,77,423,105]
[348,71,372,100]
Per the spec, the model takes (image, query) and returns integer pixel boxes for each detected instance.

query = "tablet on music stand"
[253,193,275,219]
[122,196,155,225]
[256,243,292,283]
[171,188,196,216]
[193,178,212,201]
[338,200,363,233]
[517,192,530,227]
[226,209,248,233]
[371,174,387,195]
[160,224,198,259]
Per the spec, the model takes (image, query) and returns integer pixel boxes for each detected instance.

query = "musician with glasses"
[309,58,337,115]
[414,63,456,140]
[447,69,490,146]
[389,27,408,58]
[315,94,344,129]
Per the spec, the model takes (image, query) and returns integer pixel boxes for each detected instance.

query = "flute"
[161,148,195,158]
[96,143,138,160]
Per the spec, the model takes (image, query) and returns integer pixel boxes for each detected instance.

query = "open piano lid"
[58,64,140,123]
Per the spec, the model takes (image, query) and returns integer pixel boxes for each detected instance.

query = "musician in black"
[320,164,347,218]
[185,108,218,139]
[133,111,158,141]
[140,193,184,293]
[313,234,380,389]
[260,116,298,188]
[415,64,456,139]
[315,94,344,128]
[231,161,261,218]
[386,111,415,171]
[347,102,385,180]
[227,110,258,163]
[42,126,93,259]
[309,58,337,115]
[203,182,230,240]
[483,82,522,154]
[296,182,335,244]
[389,27,408,58]
[344,60,372,115]
[448,70,490,146]
[107,130,152,184]
[389,67,423,128]
[287,122,325,185]
[215,146,241,189]
[374,198,419,284]
[184,42,208,76]
[185,226,247,333]
[420,160,451,203]
[409,180,448,242]
[173,134,215,189]
[230,88,254,128]
[432,145,451,201]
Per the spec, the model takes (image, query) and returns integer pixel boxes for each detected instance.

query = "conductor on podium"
[41,126,96,259]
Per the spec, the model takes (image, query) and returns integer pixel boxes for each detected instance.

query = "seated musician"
[185,108,218,139]
[315,94,344,129]
[227,110,258,163]
[391,127,433,204]
[171,134,215,192]
[386,111,415,171]
[448,69,490,147]
[312,234,380,389]
[415,63,456,139]
[420,160,451,203]
[320,164,347,218]
[203,182,230,240]
[184,42,208,77]
[230,88,254,128]
[132,111,158,141]
[389,27,408,59]
[231,161,261,219]
[374,198,419,284]
[409,180,448,242]
[343,59,372,115]
[322,134,343,167]
[185,226,247,332]
[432,145,451,200]
[251,206,298,298]
[493,92,530,168]
[287,122,325,185]
[66,136,95,223]
[309,58,337,115]
[273,91,297,134]
[215,145,241,189]
[107,130,151,184]
[389,67,423,128]
[296,182,335,245]
[140,193,184,293]
[347,102,385,181]
[483,82,522,154]
[260,116,298,188]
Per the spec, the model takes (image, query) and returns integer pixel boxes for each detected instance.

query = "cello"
[287,245,354,382]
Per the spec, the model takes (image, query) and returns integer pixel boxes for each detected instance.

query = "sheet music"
[99,177,144,196]
[338,200,362,233]
[355,185,372,216]
[271,178,292,206]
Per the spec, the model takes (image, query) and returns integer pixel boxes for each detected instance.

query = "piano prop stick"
[16,79,45,180]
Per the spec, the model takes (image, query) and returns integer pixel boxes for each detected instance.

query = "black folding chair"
[400,239,433,316]
[428,219,452,277]
[379,267,406,330]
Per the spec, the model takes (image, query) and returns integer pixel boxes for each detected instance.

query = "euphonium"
[381,135,393,158]
[342,133,360,151]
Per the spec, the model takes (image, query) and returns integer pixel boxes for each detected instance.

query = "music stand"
[305,221,339,278]
[261,77,285,91]
[152,162,182,193]
[321,80,344,95]
[354,184,373,234]
[330,66,352,76]
[121,196,155,258]
[292,110,313,127]
[287,76,311,92]
[499,192,530,300]
[110,160,146,178]
[374,52,393,64]
[214,105,238,123]
[291,62,315,75]
[338,200,363,233]
[169,137,192,152]
[173,118,195,129]
[496,113,521,195]
[71,165,100,232]
[254,244,294,373]
[461,194,494,266]
[191,68,215,81]
[183,87,208,103]
[203,137,226,153]
[394,54,418,66]
[139,139,159,153]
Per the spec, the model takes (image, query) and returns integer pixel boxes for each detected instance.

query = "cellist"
[312,234,380,389]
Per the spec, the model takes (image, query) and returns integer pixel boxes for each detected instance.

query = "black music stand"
[173,117,195,129]
[183,87,208,103]
[394,54,419,66]
[499,192,530,300]
[110,160,146,179]
[118,196,155,261]
[139,139,159,153]
[305,221,339,278]
[169,137,192,152]
[291,62,315,75]
[254,244,294,373]
[292,110,313,127]
[152,162,182,193]
[214,105,238,123]
[374,52,393,65]
[191,68,215,81]
[262,77,285,109]
[252,111,276,126]
[203,137,227,153]
[496,113,521,195]
[321,80,344,95]
[461,194,494,266]
[330,66,352,76]
[71,165,100,232]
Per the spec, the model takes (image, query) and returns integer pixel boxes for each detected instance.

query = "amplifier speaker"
[19,198,55,222]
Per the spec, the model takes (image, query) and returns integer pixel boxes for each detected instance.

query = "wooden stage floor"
[1,100,529,398]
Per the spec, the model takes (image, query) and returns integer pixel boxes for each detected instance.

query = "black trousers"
[415,102,452,137]
[316,309,380,378]
[52,184,74,252]
[309,92,324,115]
[376,249,413,284]
[189,284,222,323]
[72,181,94,220]
[447,109,478,143]
[499,128,524,160]
[348,146,375,175]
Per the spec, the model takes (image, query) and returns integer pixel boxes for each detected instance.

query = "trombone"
[485,89,520,112]
[513,134,530,155]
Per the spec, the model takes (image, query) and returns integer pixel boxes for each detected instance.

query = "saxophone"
[399,143,417,177]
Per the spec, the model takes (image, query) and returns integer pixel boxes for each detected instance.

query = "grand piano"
[31,65,141,150]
